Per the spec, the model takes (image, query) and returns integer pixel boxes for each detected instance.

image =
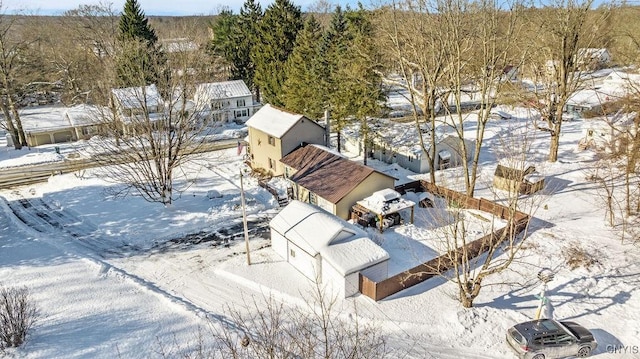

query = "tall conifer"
[252,0,302,105]
[282,16,325,119]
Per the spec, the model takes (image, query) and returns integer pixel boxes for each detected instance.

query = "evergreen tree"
[208,9,239,79]
[331,7,385,156]
[252,0,302,105]
[282,15,325,119]
[236,0,262,96]
[116,0,166,88]
[119,0,157,44]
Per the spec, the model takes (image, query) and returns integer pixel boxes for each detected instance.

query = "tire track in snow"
[0,194,243,332]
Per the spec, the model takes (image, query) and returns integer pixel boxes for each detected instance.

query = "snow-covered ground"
[1,108,640,358]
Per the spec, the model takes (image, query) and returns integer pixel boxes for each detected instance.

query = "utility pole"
[240,169,251,265]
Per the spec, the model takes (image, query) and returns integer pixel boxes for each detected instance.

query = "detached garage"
[270,200,389,298]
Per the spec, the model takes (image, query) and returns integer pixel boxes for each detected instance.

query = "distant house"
[578,113,637,153]
[111,84,164,119]
[343,120,475,174]
[193,80,260,123]
[564,70,640,116]
[13,105,106,147]
[280,144,396,220]
[576,48,612,71]
[270,200,389,298]
[246,104,327,176]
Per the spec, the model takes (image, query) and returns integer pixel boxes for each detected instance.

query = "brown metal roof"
[281,145,394,204]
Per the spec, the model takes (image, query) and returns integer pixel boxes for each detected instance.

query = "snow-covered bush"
[0,285,38,350]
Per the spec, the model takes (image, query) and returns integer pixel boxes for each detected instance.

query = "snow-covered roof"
[246,104,309,138]
[161,38,198,53]
[357,189,415,216]
[111,84,163,110]
[270,200,389,276]
[13,105,107,133]
[195,80,252,101]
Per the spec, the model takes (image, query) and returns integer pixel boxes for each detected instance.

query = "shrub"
[0,285,38,350]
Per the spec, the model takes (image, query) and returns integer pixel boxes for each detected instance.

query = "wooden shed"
[493,162,545,195]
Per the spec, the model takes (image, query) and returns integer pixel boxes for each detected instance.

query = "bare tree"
[375,0,449,185]
[524,0,613,162]
[88,39,216,206]
[424,118,540,308]
[210,283,393,359]
[0,3,46,148]
[46,2,120,105]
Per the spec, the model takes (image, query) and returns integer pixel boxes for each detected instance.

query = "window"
[237,99,246,107]
[284,166,291,179]
[309,192,317,205]
[290,249,296,258]
[268,136,275,146]
[269,158,276,169]
[235,109,248,118]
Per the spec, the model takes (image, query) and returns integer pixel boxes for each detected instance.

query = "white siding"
[288,241,321,281]
[344,272,360,297]
[270,230,288,260]
[316,197,334,215]
[322,260,347,298]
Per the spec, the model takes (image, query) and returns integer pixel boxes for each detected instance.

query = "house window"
[234,109,248,118]
[290,249,296,258]
[237,99,246,107]
[284,166,291,179]
[268,136,275,146]
[309,192,317,205]
[268,158,276,169]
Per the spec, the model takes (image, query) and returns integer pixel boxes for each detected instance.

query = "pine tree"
[119,0,157,44]
[236,0,262,96]
[331,7,385,156]
[252,0,302,105]
[116,0,166,88]
[208,9,239,78]
[282,15,325,119]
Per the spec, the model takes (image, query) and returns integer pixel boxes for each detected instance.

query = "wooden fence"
[359,180,531,301]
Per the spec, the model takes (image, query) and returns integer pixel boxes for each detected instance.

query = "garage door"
[35,134,52,145]
[53,131,73,143]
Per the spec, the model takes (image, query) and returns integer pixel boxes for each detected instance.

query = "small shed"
[493,161,545,195]
[270,200,389,297]
[352,188,415,232]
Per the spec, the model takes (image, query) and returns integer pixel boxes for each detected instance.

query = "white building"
[193,80,259,123]
[269,200,389,298]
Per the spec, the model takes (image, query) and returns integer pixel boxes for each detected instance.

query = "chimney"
[324,109,330,147]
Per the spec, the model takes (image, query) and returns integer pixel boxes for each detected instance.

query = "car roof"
[512,319,564,340]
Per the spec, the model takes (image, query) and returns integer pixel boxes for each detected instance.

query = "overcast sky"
[4,0,365,15]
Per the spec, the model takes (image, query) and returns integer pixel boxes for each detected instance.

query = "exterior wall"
[316,196,335,215]
[335,173,395,220]
[322,260,347,298]
[287,240,322,281]
[26,129,77,147]
[280,119,326,159]
[207,95,257,123]
[270,229,288,260]
[249,119,324,176]
[248,127,284,176]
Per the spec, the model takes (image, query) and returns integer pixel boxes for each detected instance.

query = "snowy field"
[1,109,640,358]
